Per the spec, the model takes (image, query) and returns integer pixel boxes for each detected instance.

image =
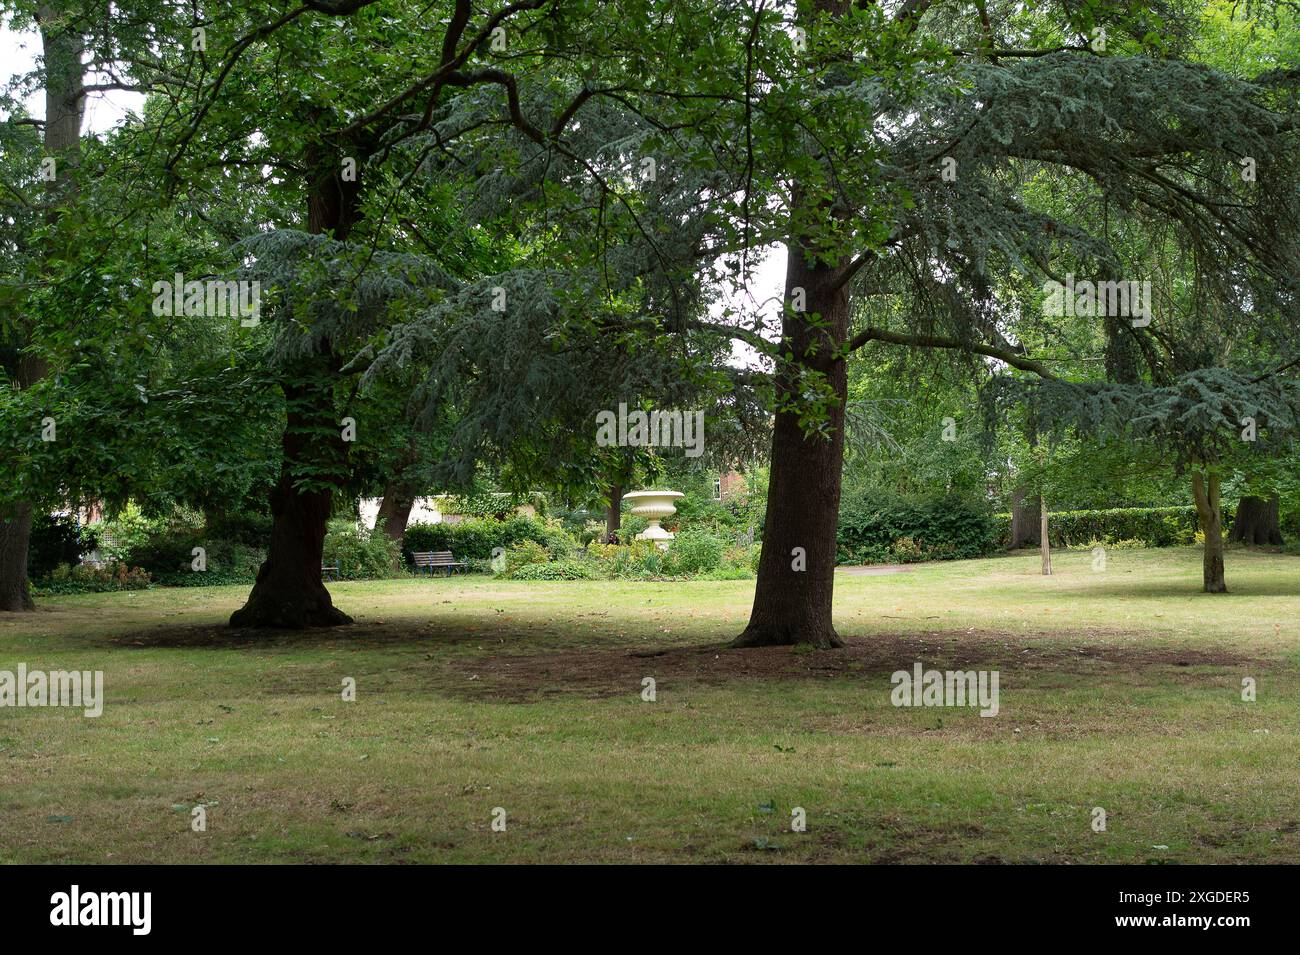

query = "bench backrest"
[413,551,457,566]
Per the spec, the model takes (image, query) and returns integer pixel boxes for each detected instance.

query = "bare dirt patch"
[442,629,1266,702]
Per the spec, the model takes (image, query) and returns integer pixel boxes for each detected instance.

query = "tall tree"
[732,0,1300,639]
[0,0,84,611]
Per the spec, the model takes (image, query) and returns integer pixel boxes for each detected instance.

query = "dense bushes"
[403,516,558,561]
[662,529,724,575]
[400,514,574,566]
[35,561,151,594]
[116,524,263,586]
[673,492,763,541]
[509,560,601,580]
[501,531,758,581]
[77,506,404,586]
[503,539,550,574]
[991,505,1228,549]
[837,493,998,565]
[323,520,404,579]
[27,514,96,578]
[836,498,1224,562]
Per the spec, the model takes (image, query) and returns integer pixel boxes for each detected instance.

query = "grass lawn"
[2,545,1298,864]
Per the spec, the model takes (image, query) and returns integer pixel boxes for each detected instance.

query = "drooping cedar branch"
[846,326,1058,379]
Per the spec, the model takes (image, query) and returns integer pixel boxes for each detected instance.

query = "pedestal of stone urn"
[622,490,685,550]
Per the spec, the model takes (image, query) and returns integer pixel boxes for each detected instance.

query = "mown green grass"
[1,545,1297,863]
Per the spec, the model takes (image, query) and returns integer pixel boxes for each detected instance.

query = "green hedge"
[992,505,1230,549]
[837,495,998,565]
[403,516,567,563]
[508,560,601,580]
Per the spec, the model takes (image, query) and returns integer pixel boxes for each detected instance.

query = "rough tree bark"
[374,482,417,542]
[732,0,852,650]
[0,4,83,612]
[230,356,353,627]
[229,138,362,628]
[732,233,848,649]
[1010,488,1041,549]
[1228,494,1282,546]
[0,504,36,612]
[605,482,623,539]
[1191,471,1227,594]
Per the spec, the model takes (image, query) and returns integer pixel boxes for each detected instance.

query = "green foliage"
[1081,537,1150,550]
[992,505,1231,549]
[440,492,548,520]
[702,543,762,580]
[27,514,95,579]
[663,529,724,575]
[323,520,403,580]
[129,531,265,587]
[93,504,171,563]
[837,493,998,565]
[403,517,555,562]
[621,514,649,539]
[503,539,550,574]
[34,561,151,594]
[507,560,600,581]
[97,506,268,586]
[205,509,274,548]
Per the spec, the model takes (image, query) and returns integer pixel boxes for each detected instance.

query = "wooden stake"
[1040,501,1052,576]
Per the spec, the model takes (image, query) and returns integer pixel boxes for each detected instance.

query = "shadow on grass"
[1050,580,1300,598]
[99,619,489,651]
[434,629,1270,702]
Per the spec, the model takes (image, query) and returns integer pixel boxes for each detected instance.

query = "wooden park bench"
[413,550,465,577]
[321,560,340,581]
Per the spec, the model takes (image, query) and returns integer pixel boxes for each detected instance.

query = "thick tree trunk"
[0,504,36,612]
[374,484,417,542]
[733,0,851,650]
[230,140,362,628]
[605,482,623,539]
[1191,471,1227,594]
[1010,487,1041,548]
[1228,494,1282,546]
[0,359,48,613]
[230,361,352,628]
[732,240,848,649]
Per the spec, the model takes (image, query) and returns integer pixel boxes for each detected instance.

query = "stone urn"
[623,490,685,549]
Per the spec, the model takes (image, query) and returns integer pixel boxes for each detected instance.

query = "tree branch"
[846,326,1057,378]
